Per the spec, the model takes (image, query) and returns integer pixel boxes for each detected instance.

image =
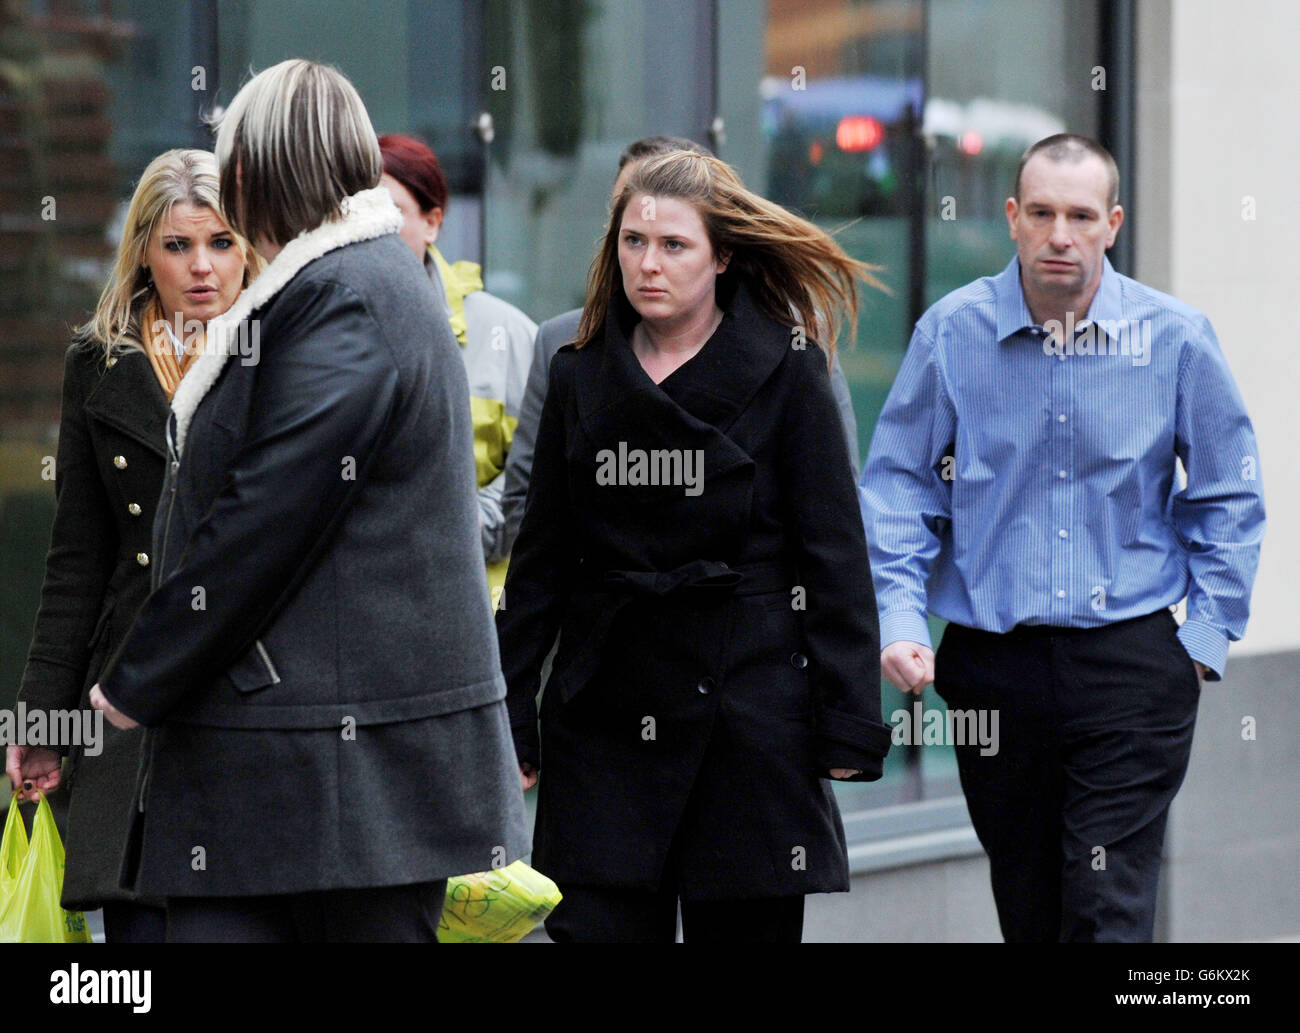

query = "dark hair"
[1014,133,1120,208]
[216,59,383,246]
[617,135,713,172]
[378,133,449,214]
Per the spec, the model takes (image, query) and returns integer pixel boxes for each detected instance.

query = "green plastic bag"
[0,793,93,943]
[438,860,562,943]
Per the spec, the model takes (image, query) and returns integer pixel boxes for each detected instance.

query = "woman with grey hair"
[88,59,529,942]
[7,148,260,941]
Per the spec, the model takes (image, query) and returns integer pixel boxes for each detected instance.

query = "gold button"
[113,455,127,469]
[128,503,142,516]
[135,552,149,567]
[106,356,118,368]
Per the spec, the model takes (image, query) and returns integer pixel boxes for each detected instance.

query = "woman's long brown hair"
[573,150,886,364]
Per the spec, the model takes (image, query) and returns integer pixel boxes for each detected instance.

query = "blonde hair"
[84,148,259,362]
[215,59,382,247]
[574,150,886,363]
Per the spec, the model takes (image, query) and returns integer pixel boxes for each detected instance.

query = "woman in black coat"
[496,151,892,942]
[88,59,529,943]
[7,149,259,941]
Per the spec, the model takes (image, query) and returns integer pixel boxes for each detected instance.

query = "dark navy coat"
[18,341,168,909]
[496,274,891,901]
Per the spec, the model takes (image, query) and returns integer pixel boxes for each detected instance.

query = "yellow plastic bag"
[0,793,93,943]
[438,860,562,943]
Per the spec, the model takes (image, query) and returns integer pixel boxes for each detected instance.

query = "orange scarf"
[142,297,202,400]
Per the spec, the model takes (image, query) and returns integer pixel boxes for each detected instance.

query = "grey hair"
[1014,133,1120,209]
[215,59,382,247]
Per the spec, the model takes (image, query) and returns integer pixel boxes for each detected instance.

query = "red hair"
[378,133,448,214]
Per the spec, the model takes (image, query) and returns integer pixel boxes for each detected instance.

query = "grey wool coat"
[98,188,530,898]
[18,340,170,910]
[496,274,892,902]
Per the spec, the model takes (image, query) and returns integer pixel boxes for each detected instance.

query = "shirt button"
[697,676,716,695]
[1058,470,1067,479]
[113,455,127,469]
[790,652,809,669]
[135,552,149,567]
[1057,414,1067,423]
[1056,589,1066,599]
[128,503,142,516]
[1058,529,1068,538]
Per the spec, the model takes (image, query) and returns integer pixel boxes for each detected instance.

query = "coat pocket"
[225,639,282,694]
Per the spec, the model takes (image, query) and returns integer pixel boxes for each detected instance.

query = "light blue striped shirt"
[860,256,1265,679]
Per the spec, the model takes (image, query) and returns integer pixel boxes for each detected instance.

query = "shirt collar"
[994,255,1124,343]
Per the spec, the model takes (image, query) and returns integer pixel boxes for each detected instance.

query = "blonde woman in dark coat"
[7,149,260,941]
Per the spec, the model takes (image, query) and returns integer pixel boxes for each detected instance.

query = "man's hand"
[6,745,61,803]
[89,684,138,730]
[881,641,935,694]
[520,762,538,791]
[828,768,862,779]
[885,647,1207,689]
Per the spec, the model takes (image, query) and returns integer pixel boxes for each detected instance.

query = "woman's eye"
[623,234,641,246]
[164,241,185,252]
[212,238,233,249]
[665,240,683,251]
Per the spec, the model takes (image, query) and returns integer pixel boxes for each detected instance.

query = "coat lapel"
[170,186,403,455]
[572,275,791,467]
[83,349,170,459]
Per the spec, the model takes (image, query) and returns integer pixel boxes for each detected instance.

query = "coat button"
[697,676,716,695]
[135,552,149,567]
[790,652,808,669]
[113,455,127,469]
[127,503,142,516]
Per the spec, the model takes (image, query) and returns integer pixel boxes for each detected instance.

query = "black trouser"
[545,883,805,943]
[934,609,1199,942]
[165,880,447,943]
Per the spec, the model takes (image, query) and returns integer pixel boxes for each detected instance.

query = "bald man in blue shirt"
[861,134,1265,942]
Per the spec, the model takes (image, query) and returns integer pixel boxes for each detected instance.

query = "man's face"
[1006,153,1123,305]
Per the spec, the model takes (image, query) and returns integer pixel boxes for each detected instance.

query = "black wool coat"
[98,189,530,898]
[18,341,168,910]
[496,275,891,901]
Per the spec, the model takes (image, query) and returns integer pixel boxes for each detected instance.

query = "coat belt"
[554,558,793,703]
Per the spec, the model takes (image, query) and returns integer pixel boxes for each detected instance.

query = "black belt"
[554,558,793,703]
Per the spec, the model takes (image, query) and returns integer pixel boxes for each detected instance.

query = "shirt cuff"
[879,609,933,652]
[1176,618,1228,681]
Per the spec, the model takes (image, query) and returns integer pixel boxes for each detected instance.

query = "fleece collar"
[170,186,402,454]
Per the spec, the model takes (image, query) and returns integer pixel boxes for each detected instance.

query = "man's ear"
[1005,197,1019,241]
[717,248,731,273]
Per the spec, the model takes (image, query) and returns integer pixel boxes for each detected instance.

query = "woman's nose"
[191,247,214,273]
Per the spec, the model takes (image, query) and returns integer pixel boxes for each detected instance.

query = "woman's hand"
[89,684,139,730]
[6,745,61,802]
[828,768,862,780]
[520,763,539,791]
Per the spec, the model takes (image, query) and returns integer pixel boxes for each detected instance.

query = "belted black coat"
[496,275,891,901]
[18,341,168,910]
[97,189,529,898]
